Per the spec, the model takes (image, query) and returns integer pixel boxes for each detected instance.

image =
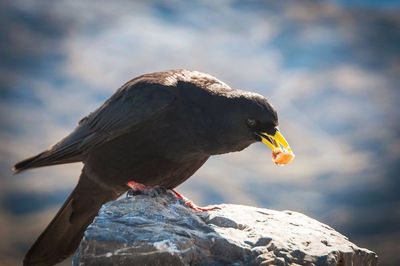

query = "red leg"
[127,180,151,190]
[171,189,220,212]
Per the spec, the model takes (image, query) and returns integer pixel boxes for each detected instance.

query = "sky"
[0,0,399,265]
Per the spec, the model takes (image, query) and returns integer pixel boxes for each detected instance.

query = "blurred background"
[1,0,399,265]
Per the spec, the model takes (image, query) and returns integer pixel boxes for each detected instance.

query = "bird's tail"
[24,170,124,266]
[13,148,82,174]
[13,152,48,173]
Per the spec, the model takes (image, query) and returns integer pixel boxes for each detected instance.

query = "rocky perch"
[74,188,377,266]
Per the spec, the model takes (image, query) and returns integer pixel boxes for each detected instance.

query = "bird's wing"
[14,83,176,172]
[81,83,176,146]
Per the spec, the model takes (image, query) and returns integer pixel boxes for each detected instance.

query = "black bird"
[14,69,294,266]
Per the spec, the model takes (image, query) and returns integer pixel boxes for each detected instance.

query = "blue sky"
[333,0,400,8]
[0,0,399,265]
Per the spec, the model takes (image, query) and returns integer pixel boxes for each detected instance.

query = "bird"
[13,69,295,266]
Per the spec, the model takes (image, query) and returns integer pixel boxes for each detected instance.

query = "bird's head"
[212,90,295,166]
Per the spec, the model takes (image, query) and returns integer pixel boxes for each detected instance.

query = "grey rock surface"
[74,188,377,266]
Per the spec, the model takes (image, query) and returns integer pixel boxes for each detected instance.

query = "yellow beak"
[257,128,295,166]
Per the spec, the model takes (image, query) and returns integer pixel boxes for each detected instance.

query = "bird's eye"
[247,119,257,127]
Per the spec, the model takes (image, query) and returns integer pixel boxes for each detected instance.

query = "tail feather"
[13,152,47,173]
[13,149,82,174]
[23,170,123,266]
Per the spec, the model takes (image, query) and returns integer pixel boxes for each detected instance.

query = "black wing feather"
[13,82,176,173]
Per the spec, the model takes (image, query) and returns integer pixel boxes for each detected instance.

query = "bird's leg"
[126,181,157,197]
[126,182,220,212]
[127,180,150,190]
[171,189,220,212]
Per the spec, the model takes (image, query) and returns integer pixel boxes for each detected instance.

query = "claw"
[171,189,220,212]
[126,183,220,212]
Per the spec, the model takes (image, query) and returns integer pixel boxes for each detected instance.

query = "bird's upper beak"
[256,128,295,166]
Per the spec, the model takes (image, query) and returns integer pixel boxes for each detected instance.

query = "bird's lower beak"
[257,128,295,166]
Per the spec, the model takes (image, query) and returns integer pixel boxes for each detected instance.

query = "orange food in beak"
[258,128,295,166]
[272,148,295,166]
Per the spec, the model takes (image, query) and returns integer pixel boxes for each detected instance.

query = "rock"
[73,188,378,266]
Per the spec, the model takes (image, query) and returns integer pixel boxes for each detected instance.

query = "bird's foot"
[127,180,151,190]
[126,181,155,197]
[126,182,220,211]
[171,189,220,212]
